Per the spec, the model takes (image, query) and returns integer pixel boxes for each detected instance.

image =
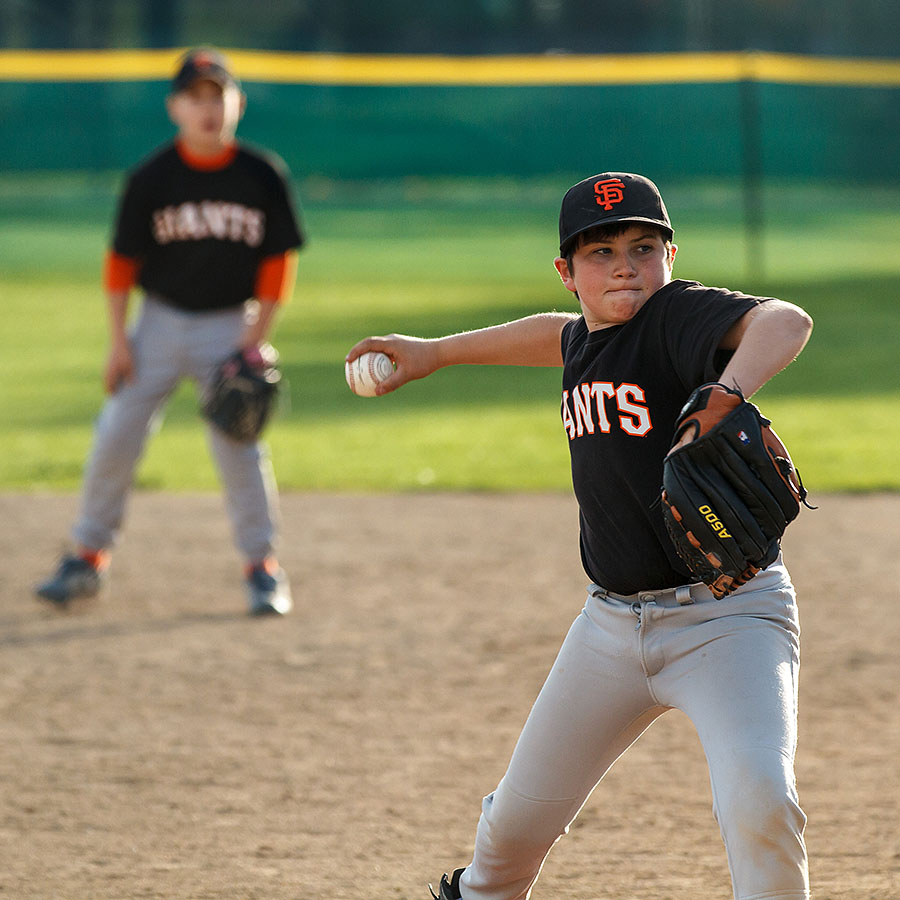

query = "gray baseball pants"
[72,296,280,562]
[459,559,809,900]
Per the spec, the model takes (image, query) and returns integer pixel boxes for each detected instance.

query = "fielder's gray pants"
[73,296,280,562]
[460,560,809,900]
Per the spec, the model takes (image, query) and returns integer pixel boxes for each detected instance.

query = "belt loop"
[675,585,695,606]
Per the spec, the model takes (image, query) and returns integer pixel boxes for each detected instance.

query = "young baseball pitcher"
[36,47,304,615]
[346,173,814,899]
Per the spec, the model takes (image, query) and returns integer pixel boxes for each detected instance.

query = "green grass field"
[1,174,898,493]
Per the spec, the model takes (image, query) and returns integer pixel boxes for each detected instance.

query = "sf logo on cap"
[594,178,626,211]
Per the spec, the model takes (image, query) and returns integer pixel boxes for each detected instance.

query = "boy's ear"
[554,256,577,294]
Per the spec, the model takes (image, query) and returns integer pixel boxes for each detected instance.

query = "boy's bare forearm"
[346,313,576,396]
[106,291,131,345]
[434,313,576,368]
[240,299,280,349]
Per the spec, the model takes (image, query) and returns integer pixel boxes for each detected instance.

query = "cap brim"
[560,216,674,254]
[173,70,235,93]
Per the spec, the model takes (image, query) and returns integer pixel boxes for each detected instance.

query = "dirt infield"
[1,492,897,900]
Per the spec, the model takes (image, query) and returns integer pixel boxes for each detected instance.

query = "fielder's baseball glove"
[202,345,281,442]
[661,382,810,599]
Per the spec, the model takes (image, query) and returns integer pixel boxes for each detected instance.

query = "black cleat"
[429,867,464,900]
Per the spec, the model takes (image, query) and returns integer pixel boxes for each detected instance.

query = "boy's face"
[554,225,677,331]
[166,79,245,154]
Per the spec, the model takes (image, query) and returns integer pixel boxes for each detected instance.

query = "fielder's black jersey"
[560,279,767,593]
[111,142,305,311]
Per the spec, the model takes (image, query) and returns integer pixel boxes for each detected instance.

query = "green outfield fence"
[1,48,899,182]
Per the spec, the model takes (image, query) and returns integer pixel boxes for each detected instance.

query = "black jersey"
[111,142,304,311]
[560,279,767,593]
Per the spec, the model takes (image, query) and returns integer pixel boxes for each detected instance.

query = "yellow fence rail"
[1,48,899,87]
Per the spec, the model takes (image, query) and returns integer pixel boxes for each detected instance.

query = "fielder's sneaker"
[429,868,464,900]
[245,560,292,616]
[35,554,105,604]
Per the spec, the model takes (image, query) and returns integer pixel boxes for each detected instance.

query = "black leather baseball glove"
[202,346,281,442]
[661,382,811,599]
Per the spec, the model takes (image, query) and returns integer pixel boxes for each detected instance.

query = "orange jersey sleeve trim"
[254,250,298,304]
[103,250,141,293]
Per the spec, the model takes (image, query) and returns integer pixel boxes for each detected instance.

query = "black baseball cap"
[558,172,673,255]
[172,47,239,93]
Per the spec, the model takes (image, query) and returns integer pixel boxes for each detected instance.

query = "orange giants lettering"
[593,178,626,211]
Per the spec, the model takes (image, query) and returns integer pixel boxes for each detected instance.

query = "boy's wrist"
[431,336,450,369]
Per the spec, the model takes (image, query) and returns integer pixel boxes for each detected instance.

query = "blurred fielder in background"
[36,47,304,616]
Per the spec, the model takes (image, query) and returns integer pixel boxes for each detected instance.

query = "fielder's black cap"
[558,172,673,255]
[172,47,239,93]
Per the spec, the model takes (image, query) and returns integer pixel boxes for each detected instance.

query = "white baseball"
[345,351,394,397]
